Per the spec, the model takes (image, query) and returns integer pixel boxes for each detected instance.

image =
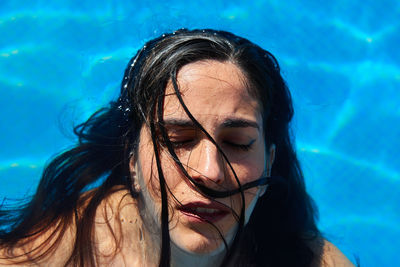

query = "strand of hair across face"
[152,97,171,267]
[168,70,245,266]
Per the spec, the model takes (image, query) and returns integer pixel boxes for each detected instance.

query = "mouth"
[178,201,230,223]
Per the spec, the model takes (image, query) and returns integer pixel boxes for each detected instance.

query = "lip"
[178,201,231,223]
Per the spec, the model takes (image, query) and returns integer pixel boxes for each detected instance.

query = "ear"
[129,153,141,192]
[267,143,276,177]
[129,152,136,172]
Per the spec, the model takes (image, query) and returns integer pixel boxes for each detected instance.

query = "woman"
[0,29,354,266]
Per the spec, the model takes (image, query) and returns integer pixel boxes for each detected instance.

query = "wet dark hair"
[0,29,320,266]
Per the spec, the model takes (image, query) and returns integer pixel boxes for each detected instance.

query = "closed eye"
[170,139,195,149]
[170,139,256,151]
[223,139,255,151]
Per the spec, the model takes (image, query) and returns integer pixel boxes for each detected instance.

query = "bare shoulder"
[0,221,75,266]
[309,239,356,267]
[0,186,141,266]
[93,186,141,248]
[88,186,145,265]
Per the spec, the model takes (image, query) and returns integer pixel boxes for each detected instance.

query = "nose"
[187,139,225,186]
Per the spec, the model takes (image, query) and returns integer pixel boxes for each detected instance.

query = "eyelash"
[170,140,193,149]
[224,141,253,151]
[169,139,254,151]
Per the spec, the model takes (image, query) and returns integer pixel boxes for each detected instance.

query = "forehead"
[163,60,262,127]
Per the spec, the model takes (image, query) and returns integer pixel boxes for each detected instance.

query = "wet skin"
[130,60,273,254]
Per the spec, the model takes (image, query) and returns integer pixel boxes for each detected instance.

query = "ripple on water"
[321,216,400,267]
[0,162,42,201]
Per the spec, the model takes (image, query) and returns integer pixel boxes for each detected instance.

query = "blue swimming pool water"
[0,1,399,265]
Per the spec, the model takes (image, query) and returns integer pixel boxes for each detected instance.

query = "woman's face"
[131,60,272,254]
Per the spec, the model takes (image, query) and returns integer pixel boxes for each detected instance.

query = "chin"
[171,227,227,254]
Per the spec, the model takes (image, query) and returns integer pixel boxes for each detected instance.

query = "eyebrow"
[162,119,195,128]
[221,118,260,129]
[162,118,260,130]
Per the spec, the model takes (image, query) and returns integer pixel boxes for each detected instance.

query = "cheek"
[231,188,259,208]
[233,155,266,184]
[138,147,183,198]
[229,144,265,210]
[229,136,266,180]
[136,142,161,200]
